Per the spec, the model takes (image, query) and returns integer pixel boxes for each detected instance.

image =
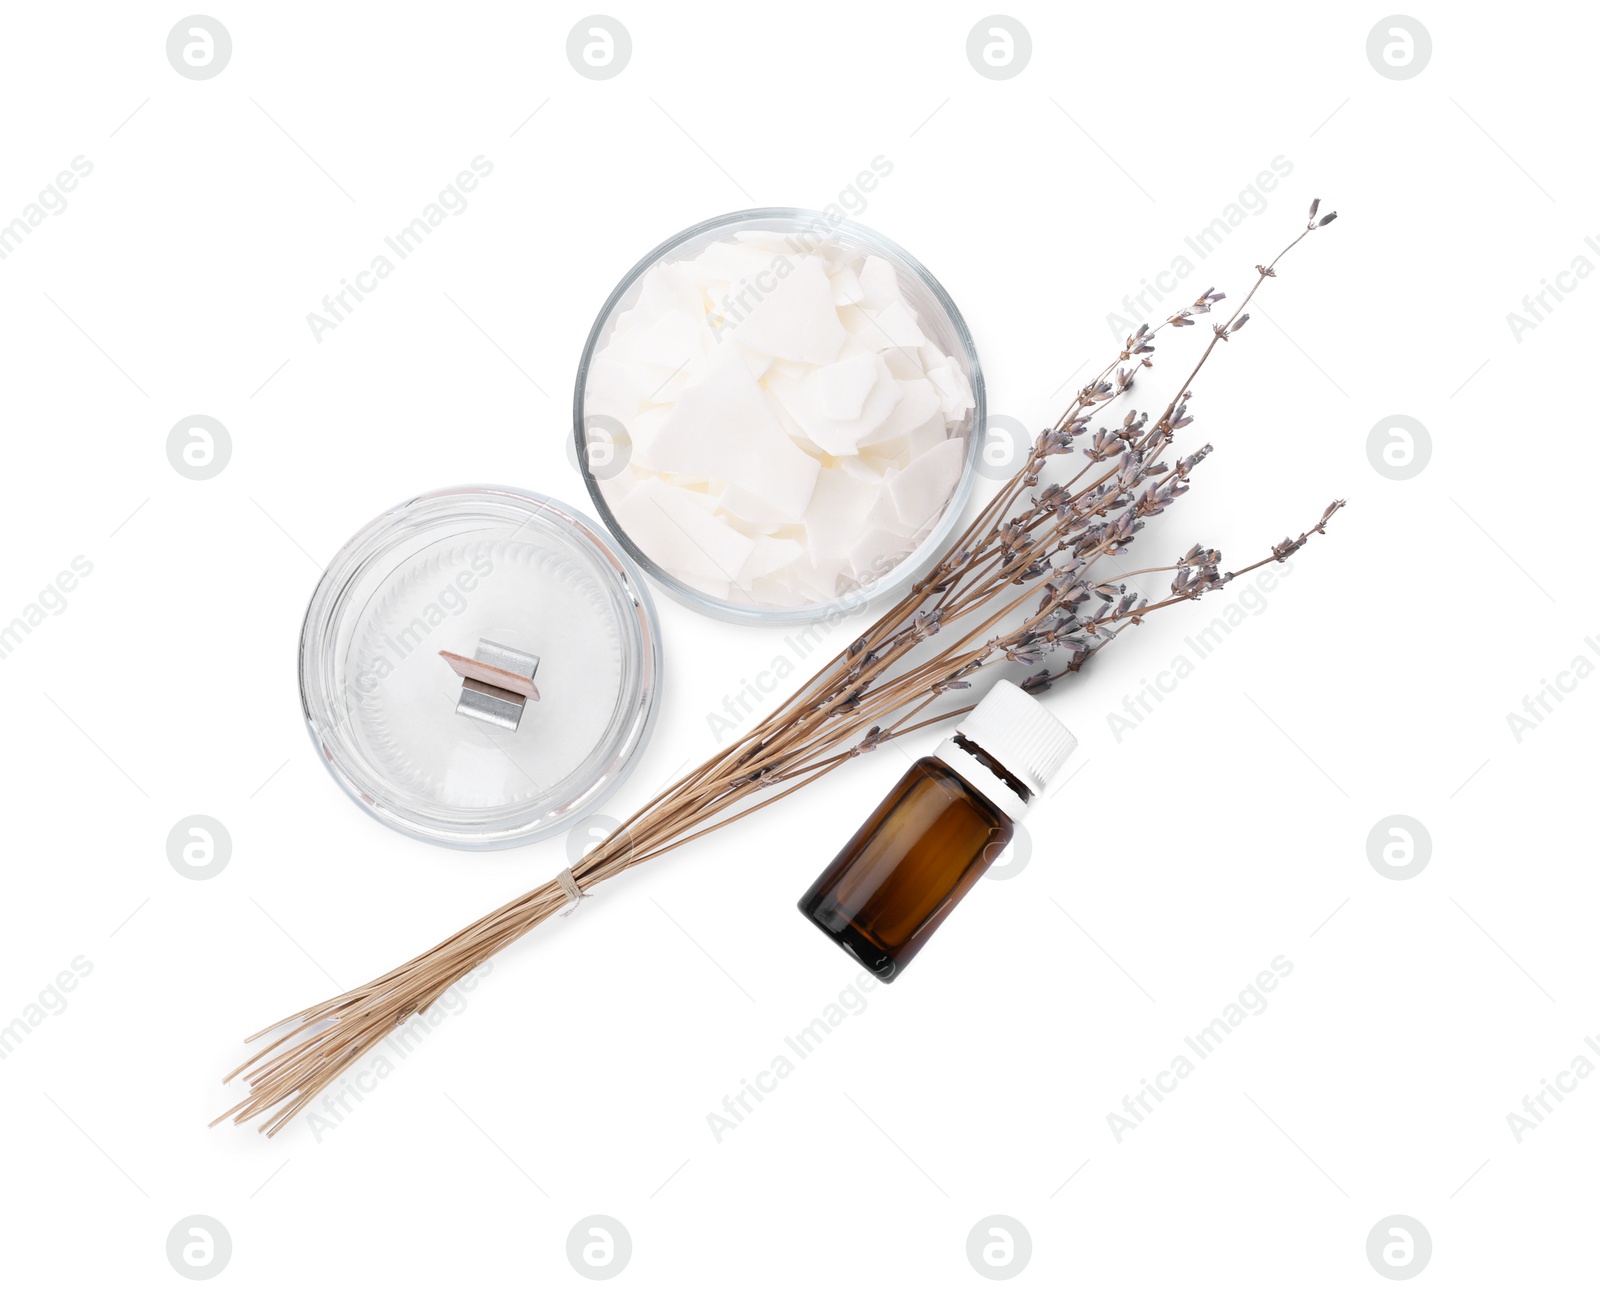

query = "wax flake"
[887,436,965,531]
[868,377,942,445]
[815,352,881,422]
[908,415,950,460]
[689,240,785,285]
[849,526,909,581]
[830,265,866,306]
[926,358,975,421]
[802,470,881,572]
[647,349,819,520]
[858,255,900,309]
[865,299,927,352]
[612,478,755,586]
[768,360,903,457]
[738,535,805,585]
[731,257,847,365]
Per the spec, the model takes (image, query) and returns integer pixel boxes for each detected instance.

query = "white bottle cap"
[933,679,1077,821]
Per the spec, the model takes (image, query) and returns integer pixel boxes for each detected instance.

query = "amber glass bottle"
[798,680,1077,981]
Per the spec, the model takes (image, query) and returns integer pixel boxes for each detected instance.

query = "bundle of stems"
[219,202,1343,1136]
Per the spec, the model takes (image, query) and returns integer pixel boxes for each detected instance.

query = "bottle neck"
[933,735,1031,823]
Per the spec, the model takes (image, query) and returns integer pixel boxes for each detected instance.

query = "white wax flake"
[830,265,865,306]
[860,435,910,468]
[871,377,942,444]
[865,299,927,352]
[589,228,975,609]
[926,358,975,421]
[581,355,641,420]
[585,351,679,412]
[688,239,784,288]
[738,535,805,584]
[858,255,900,309]
[887,435,965,531]
[819,369,901,449]
[609,308,711,374]
[623,405,673,461]
[632,262,704,321]
[646,349,819,520]
[834,454,888,483]
[773,361,903,458]
[840,305,885,350]
[849,526,908,581]
[733,256,847,365]
[802,469,881,571]
[612,478,755,587]
[882,347,926,382]
[816,352,880,421]
[908,414,949,459]
[740,348,775,381]
[731,228,796,255]
[865,482,911,536]
[717,481,792,530]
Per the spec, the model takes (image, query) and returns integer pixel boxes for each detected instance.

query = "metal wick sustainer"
[439,639,541,732]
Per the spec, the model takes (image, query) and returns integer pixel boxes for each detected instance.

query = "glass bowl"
[573,207,985,626]
[298,486,662,850]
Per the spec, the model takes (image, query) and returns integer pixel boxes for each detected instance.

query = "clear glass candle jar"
[298,486,662,850]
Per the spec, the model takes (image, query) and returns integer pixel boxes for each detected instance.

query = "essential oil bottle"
[798,679,1077,981]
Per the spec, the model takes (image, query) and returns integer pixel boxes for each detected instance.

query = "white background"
[1,1,1594,1289]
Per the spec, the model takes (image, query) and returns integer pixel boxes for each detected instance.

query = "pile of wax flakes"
[586,230,974,608]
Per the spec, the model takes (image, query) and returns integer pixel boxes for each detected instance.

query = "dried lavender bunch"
[219,202,1343,1136]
